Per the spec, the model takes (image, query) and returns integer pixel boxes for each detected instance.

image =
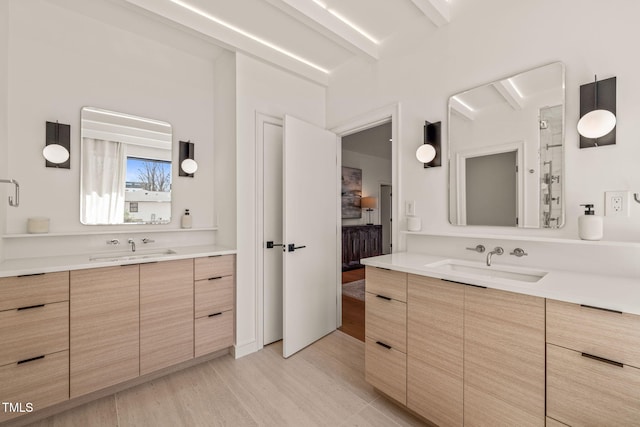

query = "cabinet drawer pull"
[208,276,223,281]
[376,267,391,271]
[208,255,222,258]
[376,341,392,350]
[375,294,391,301]
[581,352,624,368]
[441,279,487,289]
[17,273,45,278]
[580,304,623,314]
[17,304,45,311]
[17,355,45,365]
[208,312,223,317]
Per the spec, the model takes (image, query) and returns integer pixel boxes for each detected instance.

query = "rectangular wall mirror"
[448,62,565,228]
[80,107,172,225]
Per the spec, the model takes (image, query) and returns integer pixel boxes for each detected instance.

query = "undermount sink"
[426,259,547,283]
[89,249,177,262]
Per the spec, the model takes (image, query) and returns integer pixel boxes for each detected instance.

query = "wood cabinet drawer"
[0,301,69,367]
[195,275,234,318]
[0,350,69,422]
[547,343,640,426]
[365,338,406,405]
[365,266,406,302]
[194,255,234,281]
[195,310,234,357]
[547,299,640,368]
[0,271,69,312]
[365,292,406,353]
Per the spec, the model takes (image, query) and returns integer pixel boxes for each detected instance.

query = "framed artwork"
[341,166,362,219]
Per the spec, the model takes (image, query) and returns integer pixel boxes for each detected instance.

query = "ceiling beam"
[450,97,475,121]
[124,0,329,85]
[493,81,525,110]
[409,0,450,27]
[264,0,379,61]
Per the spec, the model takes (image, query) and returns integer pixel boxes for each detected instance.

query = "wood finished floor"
[24,332,426,427]
[339,268,366,342]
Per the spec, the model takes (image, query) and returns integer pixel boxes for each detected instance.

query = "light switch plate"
[406,200,416,216]
[605,191,630,217]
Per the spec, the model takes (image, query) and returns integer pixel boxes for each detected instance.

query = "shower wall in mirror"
[448,62,565,228]
[80,107,173,225]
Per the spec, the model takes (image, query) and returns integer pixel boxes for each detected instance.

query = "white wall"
[342,150,392,226]
[234,52,326,357]
[327,0,640,244]
[3,0,219,258]
[0,0,8,262]
[214,51,237,249]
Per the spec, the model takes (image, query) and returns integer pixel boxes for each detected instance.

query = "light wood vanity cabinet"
[0,272,70,422]
[546,300,640,425]
[194,255,235,357]
[366,269,545,426]
[140,259,194,375]
[407,274,464,427]
[364,266,407,404]
[70,265,140,398]
[464,286,545,426]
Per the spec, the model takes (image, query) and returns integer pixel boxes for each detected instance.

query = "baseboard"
[233,340,259,359]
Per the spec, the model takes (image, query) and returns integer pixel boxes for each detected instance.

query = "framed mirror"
[80,107,172,225]
[448,62,565,228]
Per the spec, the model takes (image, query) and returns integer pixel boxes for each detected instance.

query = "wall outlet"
[605,191,630,217]
[406,200,416,216]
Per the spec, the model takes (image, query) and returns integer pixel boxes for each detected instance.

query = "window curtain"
[81,138,126,224]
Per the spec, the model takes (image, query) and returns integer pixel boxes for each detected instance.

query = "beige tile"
[342,404,401,427]
[370,396,431,427]
[25,396,117,427]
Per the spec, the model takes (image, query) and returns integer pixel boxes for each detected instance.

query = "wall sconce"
[43,121,70,168]
[578,75,616,148]
[416,120,441,167]
[361,196,377,225]
[179,140,198,177]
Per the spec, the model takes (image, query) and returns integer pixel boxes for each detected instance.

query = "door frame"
[331,103,401,327]
[255,112,283,350]
[455,141,524,226]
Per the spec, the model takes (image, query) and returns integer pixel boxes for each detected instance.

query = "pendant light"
[577,75,616,139]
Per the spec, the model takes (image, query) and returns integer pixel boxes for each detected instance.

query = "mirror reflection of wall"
[448,62,565,228]
[80,107,173,225]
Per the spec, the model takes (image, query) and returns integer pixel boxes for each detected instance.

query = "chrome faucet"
[486,246,504,266]
[128,238,136,252]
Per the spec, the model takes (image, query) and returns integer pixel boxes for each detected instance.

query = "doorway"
[338,121,392,341]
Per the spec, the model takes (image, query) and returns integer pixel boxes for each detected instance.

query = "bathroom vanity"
[0,247,235,423]
[362,252,640,426]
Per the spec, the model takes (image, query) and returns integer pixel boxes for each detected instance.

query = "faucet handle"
[107,239,120,245]
[466,244,486,253]
[510,248,528,257]
[142,238,155,244]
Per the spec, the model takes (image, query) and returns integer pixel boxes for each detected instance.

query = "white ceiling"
[123,0,451,85]
[342,122,392,160]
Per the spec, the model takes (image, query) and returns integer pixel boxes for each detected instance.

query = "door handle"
[266,241,283,249]
[287,244,307,252]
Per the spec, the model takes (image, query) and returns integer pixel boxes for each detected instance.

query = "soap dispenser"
[578,204,603,241]
[181,209,192,229]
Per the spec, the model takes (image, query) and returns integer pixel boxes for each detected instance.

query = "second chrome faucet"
[486,247,504,266]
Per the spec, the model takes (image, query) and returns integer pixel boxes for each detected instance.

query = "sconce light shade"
[179,140,197,177]
[417,120,441,167]
[44,121,70,168]
[577,109,616,139]
[416,144,436,163]
[180,158,198,174]
[579,75,616,148]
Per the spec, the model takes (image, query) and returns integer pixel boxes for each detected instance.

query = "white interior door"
[263,121,283,346]
[282,114,338,358]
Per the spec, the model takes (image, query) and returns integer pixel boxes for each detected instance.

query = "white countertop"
[361,252,640,316]
[0,245,236,278]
